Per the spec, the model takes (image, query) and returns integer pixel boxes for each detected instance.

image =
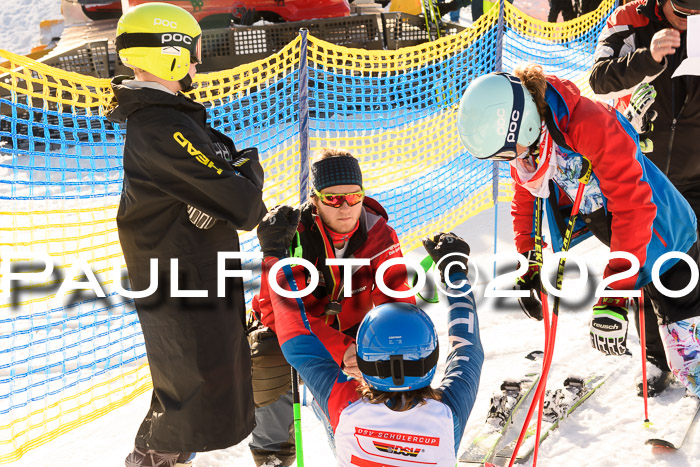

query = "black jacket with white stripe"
[589,0,700,195]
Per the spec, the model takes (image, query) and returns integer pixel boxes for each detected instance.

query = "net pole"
[292,27,310,467]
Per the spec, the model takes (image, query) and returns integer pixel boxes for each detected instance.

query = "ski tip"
[650,444,677,455]
[645,439,676,450]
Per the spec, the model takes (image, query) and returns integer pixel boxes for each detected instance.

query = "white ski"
[645,391,700,451]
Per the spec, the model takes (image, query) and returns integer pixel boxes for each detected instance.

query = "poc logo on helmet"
[162,33,192,45]
[154,18,177,28]
[495,107,521,142]
[506,110,520,143]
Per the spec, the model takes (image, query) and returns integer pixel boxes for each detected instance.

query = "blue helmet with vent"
[356,302,439,392]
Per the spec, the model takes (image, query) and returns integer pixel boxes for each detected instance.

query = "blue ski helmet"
[456,72,541,160]
[356,302,439,392]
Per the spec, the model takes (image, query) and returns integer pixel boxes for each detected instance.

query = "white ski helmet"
[457,72,541,160]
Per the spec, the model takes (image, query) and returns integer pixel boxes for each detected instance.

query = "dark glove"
[589,296,629,356]
[256,205,300,258]
[624,83,657,135]
[514,250,543,321]
[232,147,264,190]
[422,232,470,282]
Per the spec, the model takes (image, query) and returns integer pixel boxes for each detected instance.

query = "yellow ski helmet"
[116,2,202,83]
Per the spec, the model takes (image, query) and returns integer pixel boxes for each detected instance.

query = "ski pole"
[639,290,651,426]
[532,175,589,466]
[510,161,591,467]
[292,367,305,467]
[509,195,549,467]
[533,198,551,467]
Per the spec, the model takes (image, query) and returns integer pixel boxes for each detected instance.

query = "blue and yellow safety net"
[0,0,614,462]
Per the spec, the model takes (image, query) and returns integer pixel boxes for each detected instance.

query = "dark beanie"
[310,156,363,192]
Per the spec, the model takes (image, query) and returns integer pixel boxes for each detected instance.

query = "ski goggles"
[669,1,699,18]
[191,37,202,64]
[115,32,203,64]
[493,146,531,162]
[313,189,365,208]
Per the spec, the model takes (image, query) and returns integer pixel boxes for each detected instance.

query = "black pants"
[677,183,700,222]
[579,0,603,15]
[643,239,700,326]
[633,295,670,371]
[548,0,575,22]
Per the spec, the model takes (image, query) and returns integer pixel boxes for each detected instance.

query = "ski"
[645,390,700,452]
[493,372,612,464]
[421,0,443,40]
[459,351,543,465]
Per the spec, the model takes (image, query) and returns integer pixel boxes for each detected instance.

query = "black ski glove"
[232,147,265,191]
[256,205,300,258]
[422,232,470,282]
[514,250,543,321]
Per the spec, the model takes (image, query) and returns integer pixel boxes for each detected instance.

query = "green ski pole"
[292,367,304,467]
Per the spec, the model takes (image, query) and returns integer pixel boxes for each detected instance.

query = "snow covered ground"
[3,1,699,466]
[12,203,700,467]
[0,0,63,55]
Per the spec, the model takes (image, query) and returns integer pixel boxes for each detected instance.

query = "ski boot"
[636,361,674,397]
[125,448,195,467]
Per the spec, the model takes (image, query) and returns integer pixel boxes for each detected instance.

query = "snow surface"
[12,204,700,467]
[3,0,699,466]
[0,0,63,55]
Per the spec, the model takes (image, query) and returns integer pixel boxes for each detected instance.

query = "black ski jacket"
[107,77,267,452]
[589,0,700,197]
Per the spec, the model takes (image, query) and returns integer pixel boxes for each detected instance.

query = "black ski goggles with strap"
[116,32,202,64]
[357,346,439,387]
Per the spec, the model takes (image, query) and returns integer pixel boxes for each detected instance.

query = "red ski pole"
[639,290,651,426]
[509,160,591,466]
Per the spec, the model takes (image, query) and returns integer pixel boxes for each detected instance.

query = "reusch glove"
[514,250,543,321]
[589,296,629,356]
[624,83,657,135]
[422,232,470,282]
[256,205,301,258]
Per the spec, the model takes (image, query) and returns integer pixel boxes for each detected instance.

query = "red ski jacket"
[253,197,415,365]
[512,76,696,290]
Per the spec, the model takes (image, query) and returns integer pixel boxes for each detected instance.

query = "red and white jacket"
[253,197,415,364]
[512,76,696,290]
